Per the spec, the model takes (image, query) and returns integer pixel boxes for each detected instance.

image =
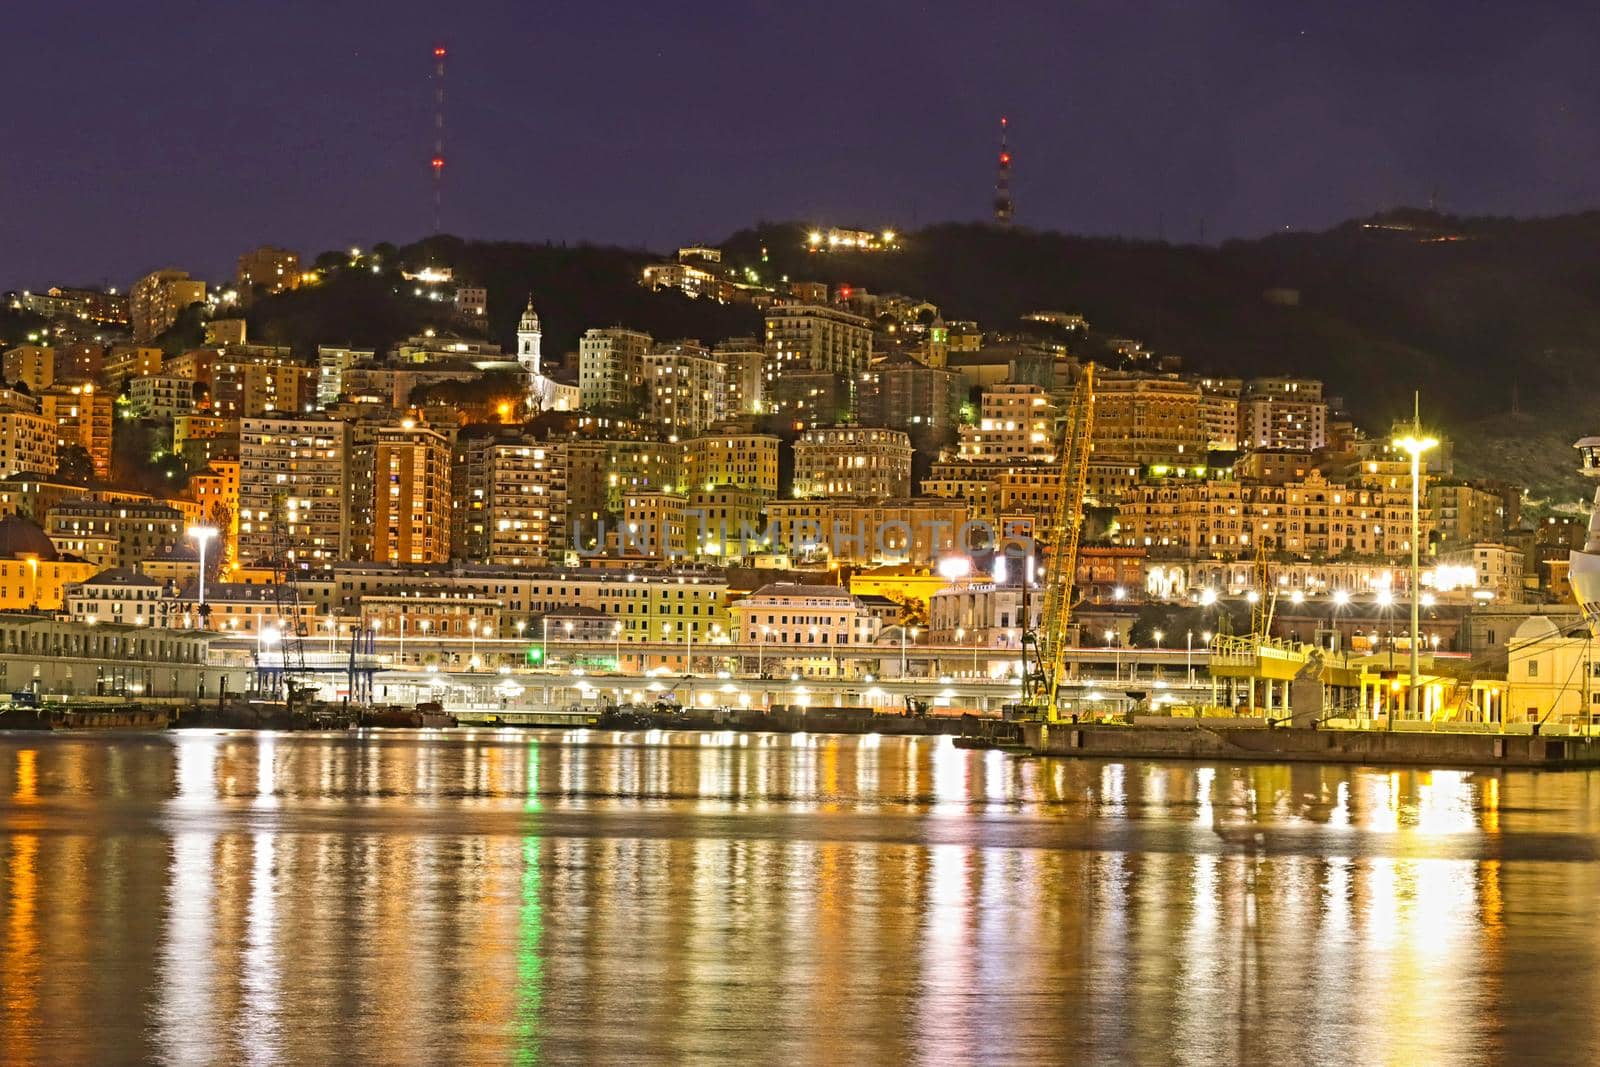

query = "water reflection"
[0,732,1598,1063]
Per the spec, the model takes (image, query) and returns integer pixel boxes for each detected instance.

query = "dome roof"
[0,515,58,562]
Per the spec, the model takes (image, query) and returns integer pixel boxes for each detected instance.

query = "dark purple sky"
[7,1,1599,291]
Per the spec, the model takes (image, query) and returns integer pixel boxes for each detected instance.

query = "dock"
[1020,720,1600,769]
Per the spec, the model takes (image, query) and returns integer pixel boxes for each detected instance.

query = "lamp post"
[1394,432,1438,727]
[22,555,38,612]
[187,525,217,627]
[613,621,623,673]
[542,617,550,670]
[1104,629,1117,683]
[326,614,336,654]
[901,625,919,678]
[564,620,574,670]
[759,624,769,678]
[1186,630,1194,685]
[468,618,479,670]
[1331,589,1350,654]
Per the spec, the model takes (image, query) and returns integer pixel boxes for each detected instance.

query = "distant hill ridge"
[241,210,1600,499]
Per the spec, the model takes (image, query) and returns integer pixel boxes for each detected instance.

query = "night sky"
[7,1,1599,290]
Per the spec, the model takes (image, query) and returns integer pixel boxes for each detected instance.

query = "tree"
[55,444,93,486]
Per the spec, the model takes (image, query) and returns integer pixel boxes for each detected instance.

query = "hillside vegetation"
[247,210,1600,501]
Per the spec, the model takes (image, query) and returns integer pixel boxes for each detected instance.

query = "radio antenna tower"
[993,115,1014,227]
[431,43,447,234]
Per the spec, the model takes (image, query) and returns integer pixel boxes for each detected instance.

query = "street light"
[1153,629,1164,649]
[1393,431,1438,727]
[759,624,770,678]
[613,621,624,672]
[468,618,479,669]
[1104,629,1118,682]
[900,625,918,677]
[187,525,217,627]
[1331,589,1351,653]
[21,555,38,612]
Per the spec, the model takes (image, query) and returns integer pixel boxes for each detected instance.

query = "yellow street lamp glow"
[1392,434,1439,457]
[1391,431,1436,729]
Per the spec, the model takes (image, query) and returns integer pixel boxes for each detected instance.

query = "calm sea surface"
[1,729,1598,1065]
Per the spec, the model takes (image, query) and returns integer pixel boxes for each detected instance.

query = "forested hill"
[724,212,1600,501]
[238,210,1600,501]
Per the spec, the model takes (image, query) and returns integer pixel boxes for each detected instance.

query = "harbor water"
[1,730,1598,1064]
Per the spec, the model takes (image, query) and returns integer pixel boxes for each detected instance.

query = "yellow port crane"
[1025,363,1095,722]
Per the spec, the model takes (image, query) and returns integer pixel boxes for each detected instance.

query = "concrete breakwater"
[1021,721,1600,769]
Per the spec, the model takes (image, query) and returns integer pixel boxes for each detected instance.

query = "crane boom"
[1030,364,1095,721]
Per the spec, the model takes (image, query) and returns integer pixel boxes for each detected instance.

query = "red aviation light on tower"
[433,45,447,58]
[431,156,445,169]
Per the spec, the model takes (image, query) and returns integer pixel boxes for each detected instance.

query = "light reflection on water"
[0,730,1597,1064]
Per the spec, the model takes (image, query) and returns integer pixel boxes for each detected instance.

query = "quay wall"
[1022,722,1600,769]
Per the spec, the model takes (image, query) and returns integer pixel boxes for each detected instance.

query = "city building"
[0,516,98,610]
[957,383,1058,461]
[213,351,314,417]
[130,269,206,342]
[0,394,56,478]
[1436,542,1525,603]
[183,460,239,565]
[1091,373,1206,465]
[316,345,377,408]
[714,339,765,416]
[3,345,55,391]
[102,345,163,391]
[38,383,112,480]
[729,583,883,677]
[578,327,653,411]
[1238,377,1328,452]
[126,375,197,420]
[1117,471,1418,560]
[793,427,914,499]
[769,370,850,427]
[765,497,968,566]
[928,576,1043,652]
[44,500,185,569]
[235,246,301,298]
[856,357,963,454]
[174,414,240,471]
[688,485,767,559]
[682,432,780,496]
[764,302,873,382]
[1428,482,1509,550]
[451,435,568,567]
[61,568,174,627]
[643,341,727,438]
[11,286,128,326]
[615,491,689,560]
[238,416,352,567]
[1503,616,1599,725]
[1199,378,1242,451]
[454,286,487,319]
[371,420,452,564]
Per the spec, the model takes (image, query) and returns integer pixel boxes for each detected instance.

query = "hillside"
[717,213,1600,502]
[241,237,761,361]
[239,211,1600,502]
